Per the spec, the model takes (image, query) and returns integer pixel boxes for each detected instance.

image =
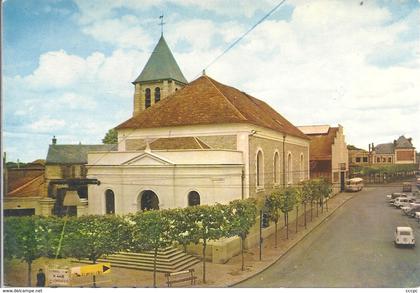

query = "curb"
[229,193,356,287]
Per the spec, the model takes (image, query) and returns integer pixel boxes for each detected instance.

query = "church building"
[87,36,310,215]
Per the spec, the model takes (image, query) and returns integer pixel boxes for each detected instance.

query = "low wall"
[185,199,336,264]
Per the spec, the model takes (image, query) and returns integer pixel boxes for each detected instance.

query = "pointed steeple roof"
[133,36,187,84]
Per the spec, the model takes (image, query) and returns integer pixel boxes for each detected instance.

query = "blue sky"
[3,0,420,162]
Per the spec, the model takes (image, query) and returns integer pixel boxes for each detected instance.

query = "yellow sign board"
[71,263,111,277]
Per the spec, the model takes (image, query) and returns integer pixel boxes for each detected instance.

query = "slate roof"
[395,135,414,148]
[133,36,187,84]
[46,144,117,164]
[299,126,339,160]
[374,143,395,154]
[117,75,308,140]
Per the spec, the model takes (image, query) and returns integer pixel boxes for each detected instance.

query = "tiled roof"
[7,174,44,197]
[133,36,187,84]
[7,169,44,193]
[131,137,211,150]
[117,75,308,140]
[374,143,394,154]
[304,127,339,160]
[46,144,117,164]
[297,125,330,135]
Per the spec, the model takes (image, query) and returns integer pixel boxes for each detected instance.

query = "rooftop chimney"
[52,136,57,145]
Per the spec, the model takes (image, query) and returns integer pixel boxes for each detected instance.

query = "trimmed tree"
[265,191,282,248]
[128,210,172,288]
[192,204,229,283]
[3,216,63,286]
[320,178,333,211]
[295,184,304,233]
[227,199,258,271]
[165,208,200,253]
[301,180,313,228]
[279,187,297,239]
[62,215,130,287]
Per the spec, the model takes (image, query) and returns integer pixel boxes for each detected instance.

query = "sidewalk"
[4,191,356,288]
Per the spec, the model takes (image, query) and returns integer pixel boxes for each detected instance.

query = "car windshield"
[399,231,411,236]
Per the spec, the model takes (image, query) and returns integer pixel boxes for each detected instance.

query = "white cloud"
[29,117,66,132]
[81,15,153,50]
[4,0,420,162]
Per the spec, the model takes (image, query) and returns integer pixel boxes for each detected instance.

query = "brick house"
[371,136,417,165]
[297,125,349,192]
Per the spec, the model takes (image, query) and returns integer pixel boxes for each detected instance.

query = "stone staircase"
[77,247,200,273]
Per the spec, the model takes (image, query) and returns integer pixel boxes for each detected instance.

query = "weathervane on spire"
[159,14,165,36]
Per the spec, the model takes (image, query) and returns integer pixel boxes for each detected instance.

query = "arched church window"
[188,191,200,206]
[145,88,151,108]
[300,153,304,181]
[273,152,279,184]
[105,189,115,214]
[155,87,161,103]
[257,150,263,187]
[287,153,292,185]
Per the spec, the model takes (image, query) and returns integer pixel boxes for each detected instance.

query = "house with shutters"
[86,36,310,215]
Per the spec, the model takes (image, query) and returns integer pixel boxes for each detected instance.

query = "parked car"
[416,212,420,223]
[394,227,415,247]
[416,178,420,190]
[407,205,420,217]
[388,193,407,204]
[393,197,413,208]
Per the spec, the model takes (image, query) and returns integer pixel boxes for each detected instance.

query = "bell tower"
[132,35,187,116]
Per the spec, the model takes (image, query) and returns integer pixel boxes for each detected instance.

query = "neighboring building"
[297,125,349,192]
[87,74,310,215]
[3,161,47,216]
[45,138,116,216]
[348,145,370,166]
[132,36,187,115]
[371,135,417,165]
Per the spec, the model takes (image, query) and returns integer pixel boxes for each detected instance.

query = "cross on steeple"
[159,14,165,36]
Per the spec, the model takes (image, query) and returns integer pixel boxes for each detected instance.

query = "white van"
[394,227,415,247]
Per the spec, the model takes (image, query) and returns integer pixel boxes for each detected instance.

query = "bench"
[165,269,197,287]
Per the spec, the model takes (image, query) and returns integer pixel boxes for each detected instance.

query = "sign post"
[47,268,70,287]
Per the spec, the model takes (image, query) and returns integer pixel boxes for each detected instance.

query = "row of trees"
[4,199,257,287]
[265,178,332,247]
[4,179,332,287]
[350,163,418,183]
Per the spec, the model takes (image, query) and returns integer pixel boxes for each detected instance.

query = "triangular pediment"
[122,152,174,166]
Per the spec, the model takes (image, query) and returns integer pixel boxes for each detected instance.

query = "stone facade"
[196,135,237,150]
[248,135,309,198]
[133,80,184,115]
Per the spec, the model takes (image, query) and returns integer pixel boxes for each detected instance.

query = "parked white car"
[416,212,420,222]
[394,227,415,247]
[393,197,413,208]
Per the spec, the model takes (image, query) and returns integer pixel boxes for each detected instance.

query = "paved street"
[236,185,420,288]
